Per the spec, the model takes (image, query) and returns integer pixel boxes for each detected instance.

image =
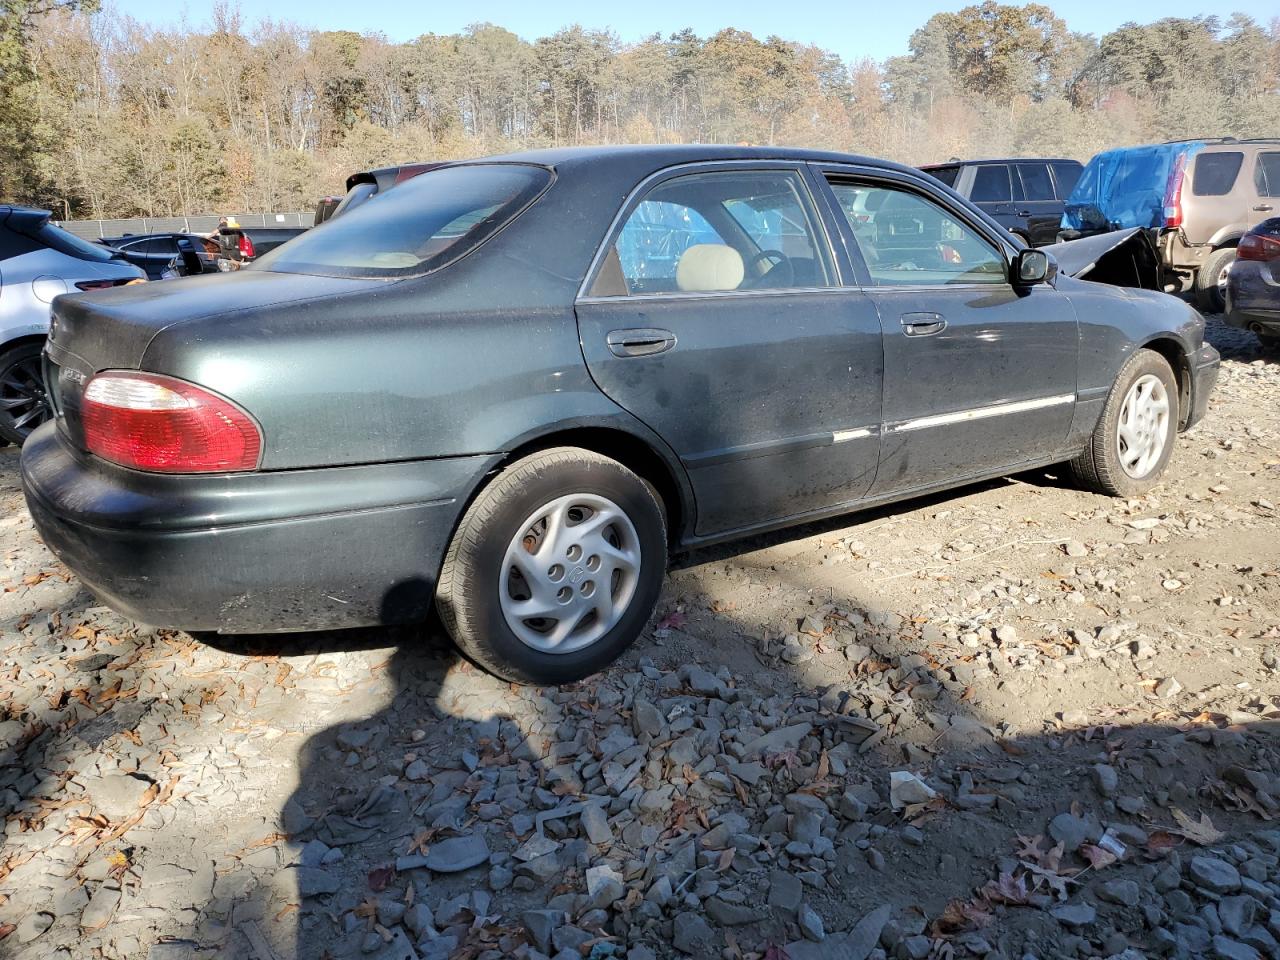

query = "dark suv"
[919,158,1083,247]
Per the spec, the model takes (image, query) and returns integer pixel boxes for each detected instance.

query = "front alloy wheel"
[1116,374,1171,480]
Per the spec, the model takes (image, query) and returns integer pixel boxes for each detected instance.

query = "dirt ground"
[0,316,1277,960]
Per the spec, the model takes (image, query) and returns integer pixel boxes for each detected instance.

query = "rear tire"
[1258,332,1280,354]
[1068,349,1179,498]
[436,447,667,685]
[0,341,52,446]
[1194,248,1235,313]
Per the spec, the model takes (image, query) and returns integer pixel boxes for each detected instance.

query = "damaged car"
[21,146,1219,683]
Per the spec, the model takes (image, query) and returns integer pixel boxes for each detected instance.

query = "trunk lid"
[45,269,381,448]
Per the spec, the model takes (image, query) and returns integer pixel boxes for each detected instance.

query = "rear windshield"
[1192,152,1243,196]
[33,223,118,262]
[923,165,960,187]
[254,164,552,279]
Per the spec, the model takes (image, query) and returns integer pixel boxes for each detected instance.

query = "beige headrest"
[676,244,744,292]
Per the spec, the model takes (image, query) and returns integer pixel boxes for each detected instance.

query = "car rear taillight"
[1237,233,1280,262]
[238,234,255,259]
[1163,153,1187,228]
[75,278,139,291]
[81,372,261,474]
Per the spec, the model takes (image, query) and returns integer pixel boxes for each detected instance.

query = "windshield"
[254,164,552,279]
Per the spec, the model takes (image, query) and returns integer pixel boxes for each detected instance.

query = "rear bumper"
[20,424,498,633]
[1186,343,1220,430]
[1224,262,1280,333]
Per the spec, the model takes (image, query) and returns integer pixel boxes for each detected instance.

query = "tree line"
[1,0,1278,218]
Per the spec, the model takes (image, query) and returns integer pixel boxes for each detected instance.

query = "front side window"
[1192,152,1243,196]
[254,164,551,278]
[828,181,1007,286]
[1255,153,1280,197]
[970,165,1012,203]
[591,170,831,296]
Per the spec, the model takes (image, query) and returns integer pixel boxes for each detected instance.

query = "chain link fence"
[56,212,315,240]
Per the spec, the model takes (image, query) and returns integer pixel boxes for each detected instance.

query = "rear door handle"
[606,328,676,358]
[900,313,947,337]
[1254,204,1274,213]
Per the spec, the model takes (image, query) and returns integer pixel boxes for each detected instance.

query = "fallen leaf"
[1169,808,1225,845]
[367,866,394,892]
[716,848,735,873]
[1080,843,1118,870]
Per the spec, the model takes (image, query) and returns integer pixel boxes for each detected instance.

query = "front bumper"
[20,423,499,633]
[1186,342,1220,431]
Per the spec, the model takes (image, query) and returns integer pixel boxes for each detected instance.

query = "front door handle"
[606,328,677,358]
[1254,204,1274,213]
[900,313,947,337]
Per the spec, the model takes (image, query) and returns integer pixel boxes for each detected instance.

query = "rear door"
[575,162,884,536]
[1015,162,1062,246]
[1250,150,1280,224]
[815,165,1078,494]
[967,163,1022,240]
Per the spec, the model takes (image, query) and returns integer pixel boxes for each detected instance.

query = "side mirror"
[175,237,202,276]
[1014,248,1051,285]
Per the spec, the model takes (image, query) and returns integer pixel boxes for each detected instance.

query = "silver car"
[1,206,144,444]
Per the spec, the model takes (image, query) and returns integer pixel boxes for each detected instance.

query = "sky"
[114,0,1274,61]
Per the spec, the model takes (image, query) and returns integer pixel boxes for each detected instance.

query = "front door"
[575,164,884,536]
[818,169,1079,495]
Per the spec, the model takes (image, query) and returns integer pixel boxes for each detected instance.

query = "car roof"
[919,158,1081,168]
[450,143,927,181]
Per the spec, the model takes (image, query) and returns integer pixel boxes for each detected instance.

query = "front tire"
[436,447,667,684]
[1068,349,1179,498]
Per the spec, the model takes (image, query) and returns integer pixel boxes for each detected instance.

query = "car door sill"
[677,451,1071,551]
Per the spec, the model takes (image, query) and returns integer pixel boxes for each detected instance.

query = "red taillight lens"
[1237,233,1280,262]
[1163,153,1186,228]
[238,234,255,259]
[81,372,261,474]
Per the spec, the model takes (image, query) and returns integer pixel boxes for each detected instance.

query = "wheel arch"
[1137,336,1193,429]
[1,332,49,355]
[480,422,696,547]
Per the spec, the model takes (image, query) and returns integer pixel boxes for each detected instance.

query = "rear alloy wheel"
[0,341,52,445]
[1194,247,1235,313]
[436,447,666,684]
[1068,348,1179,498]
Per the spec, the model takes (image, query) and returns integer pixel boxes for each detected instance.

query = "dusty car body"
[1225,216,1280,348]
[21,145,1219,683]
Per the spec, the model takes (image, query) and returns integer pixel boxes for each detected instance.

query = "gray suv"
[1064,138,1280,310]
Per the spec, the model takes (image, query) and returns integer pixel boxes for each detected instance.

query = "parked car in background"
[216,220,307,266]
[22,146,1218,684]
[1063,138,1280,310]
[317,162,448,224]
[1224,217,1280,350]
[919,158,1083,246]
[100,232,221,279]
[313,195,343,225]
[0,206,144,444]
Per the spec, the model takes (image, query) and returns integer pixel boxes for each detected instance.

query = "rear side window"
[35,223,117,262]
[1017,163,1055,201]
[1192,152,1243,196]
[253,164,551,279]
[970,165,1012,203]
[1255,153,1280,197]
[1051,162,1082,199]
[923,166,960,188]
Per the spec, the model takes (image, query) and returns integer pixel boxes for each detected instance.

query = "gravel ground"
[1,318,1278,960]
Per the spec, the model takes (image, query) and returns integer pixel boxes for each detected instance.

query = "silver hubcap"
[500,493,641,654]
[1117,374,1170,479]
